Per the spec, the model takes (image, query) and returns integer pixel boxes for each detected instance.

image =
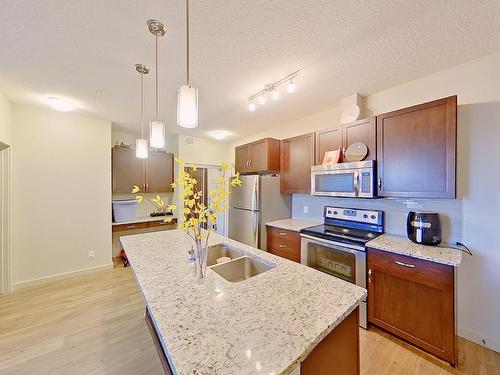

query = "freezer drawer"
[229,208,259,248]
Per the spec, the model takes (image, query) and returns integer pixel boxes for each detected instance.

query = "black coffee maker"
[406,211,442,246]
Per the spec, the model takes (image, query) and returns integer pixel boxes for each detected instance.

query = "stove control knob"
[370,214,376,220]
[363,214,368,219]
[333,211,338,215]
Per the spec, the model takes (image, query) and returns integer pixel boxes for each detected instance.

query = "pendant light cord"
[140,71,144,138]
[155,35,159,121]
[186,0,190,86]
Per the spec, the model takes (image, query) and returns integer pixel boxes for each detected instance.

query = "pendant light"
[135,64,149,159]
[147,19,167,149]
[177,0,199,128]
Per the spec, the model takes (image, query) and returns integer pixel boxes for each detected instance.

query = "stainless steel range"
[300,206,384,328]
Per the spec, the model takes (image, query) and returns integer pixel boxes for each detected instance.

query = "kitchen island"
[121,229,366,375]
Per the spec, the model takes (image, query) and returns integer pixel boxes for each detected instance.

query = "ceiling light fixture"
[210,130,229,140]
[48,97,75,112]
[177,0,198,128]
[247,71,298,111]
[147,19,167,149]
[135,64,149,159]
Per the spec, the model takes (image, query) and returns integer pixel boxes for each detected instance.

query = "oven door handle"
[300,234,365,253]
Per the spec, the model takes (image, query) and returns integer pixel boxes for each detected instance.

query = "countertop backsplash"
[292,194,462,244]
[112,192,174,220]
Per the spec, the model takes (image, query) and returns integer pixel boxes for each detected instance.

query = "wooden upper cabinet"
[315,127,342,165]
[342,117,376,161]
[315,117,376,165]
[147,152,174,192]
[112,148,174,193]
[112,148,145,193]
[367,248,456,366]
[280,133,315,194]
[234,138,280,174]
[376,96,457,198]
[235,145,249,174]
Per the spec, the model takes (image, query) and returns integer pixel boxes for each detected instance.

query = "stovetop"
[301,224,383,246]
[300,206,384,248]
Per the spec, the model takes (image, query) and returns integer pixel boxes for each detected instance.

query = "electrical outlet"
[87,250,95,259]
[303,206,309,214]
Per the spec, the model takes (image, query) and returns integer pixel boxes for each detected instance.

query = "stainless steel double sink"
[207,243,275,282]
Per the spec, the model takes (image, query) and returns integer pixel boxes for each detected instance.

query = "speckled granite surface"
[112,215,175,226]
[121,229,365,375]
[265,218,321,232]
[367,233,463,266]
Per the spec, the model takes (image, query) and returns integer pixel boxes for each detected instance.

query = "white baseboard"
[13,263,114,290]
[459,326,500,353]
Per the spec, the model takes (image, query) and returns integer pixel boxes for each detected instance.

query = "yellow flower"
[221,161,231,170]
[131,185,141,194]
[167,204,177,211]
[135,195,143,203]
[164,217,173,223]
[170,182,176,189]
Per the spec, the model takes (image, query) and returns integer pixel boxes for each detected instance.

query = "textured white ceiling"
[1,0,500,141]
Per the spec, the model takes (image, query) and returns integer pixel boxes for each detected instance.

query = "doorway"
[0,142,12,294]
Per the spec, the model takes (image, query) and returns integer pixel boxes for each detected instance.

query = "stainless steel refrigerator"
[229,175,291,250]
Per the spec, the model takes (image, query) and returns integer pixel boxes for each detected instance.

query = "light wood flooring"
[0,264,498,375]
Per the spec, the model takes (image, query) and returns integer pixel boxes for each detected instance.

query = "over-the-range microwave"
[311,160,376,198]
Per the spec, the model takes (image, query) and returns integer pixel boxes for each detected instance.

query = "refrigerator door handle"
[253,211,259,248]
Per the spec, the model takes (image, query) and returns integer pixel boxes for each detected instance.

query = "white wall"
[12,104,112,286]
[0,92,13,146]
[229,51,500,351]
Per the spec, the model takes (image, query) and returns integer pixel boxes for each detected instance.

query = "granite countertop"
[121,230,366,375]
[112,215,175,226]
[265,218,321,232]
[367,233,463,266]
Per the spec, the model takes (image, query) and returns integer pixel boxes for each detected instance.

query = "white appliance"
[229,175,291,250]
[311,160,376,198]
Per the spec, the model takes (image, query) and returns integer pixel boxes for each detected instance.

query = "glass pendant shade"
[177,85,199,128]
[149,121,166,149]
[135,138,148,158]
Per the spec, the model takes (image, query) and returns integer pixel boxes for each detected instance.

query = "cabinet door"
[367,248,456,366]
[235,145,249,174]
[146,152,174,193]
[247,138,280,173]
[315,127,342,165]
[280,133,315,194]
[377,96,456,198]
[342,117,376,160]
[112,148,145,193]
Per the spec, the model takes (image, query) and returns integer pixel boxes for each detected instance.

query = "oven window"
[315,173,354,193]
[307,242,356,283]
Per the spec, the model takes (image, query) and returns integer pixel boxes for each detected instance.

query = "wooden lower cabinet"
[266,226,301,263]
[367,248,457,366]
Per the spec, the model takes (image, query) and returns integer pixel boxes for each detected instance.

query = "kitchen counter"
[121,229,366,375]
[367,233,463,266]
[265,218,321,232]
[112,215,174,226]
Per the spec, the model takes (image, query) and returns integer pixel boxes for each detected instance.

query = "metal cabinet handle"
[127,225,136,229]
[368,269,372,284]
[395,260,416,268]
[278,232,287,236]
[279,244,287,248]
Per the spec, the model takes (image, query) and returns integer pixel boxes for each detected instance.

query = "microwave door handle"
[353,171,359,196]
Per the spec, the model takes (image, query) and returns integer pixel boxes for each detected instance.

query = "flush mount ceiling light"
[247,71,299,112]
[210,130,229,140]
[135,64,149,159]
[147,19,167,149]
[177,0,199,128]
[47,97,75,112]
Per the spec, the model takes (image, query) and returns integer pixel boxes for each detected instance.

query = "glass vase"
[194,240,208,279]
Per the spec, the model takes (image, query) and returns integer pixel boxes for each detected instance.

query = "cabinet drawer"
[267,227,301,262]
[367,248,453,288]
[112,222,149,232]
[148,219,177,228]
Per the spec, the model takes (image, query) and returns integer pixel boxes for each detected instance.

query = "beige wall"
[12,104,112,286]
[228,51,500,351]
[0,92,13,146]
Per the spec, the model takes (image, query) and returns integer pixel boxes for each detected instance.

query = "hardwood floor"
[0,265,498,374]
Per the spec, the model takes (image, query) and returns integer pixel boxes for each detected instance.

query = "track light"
[247,71,298,111]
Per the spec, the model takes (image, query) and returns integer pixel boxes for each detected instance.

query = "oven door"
[300,234,367,328]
